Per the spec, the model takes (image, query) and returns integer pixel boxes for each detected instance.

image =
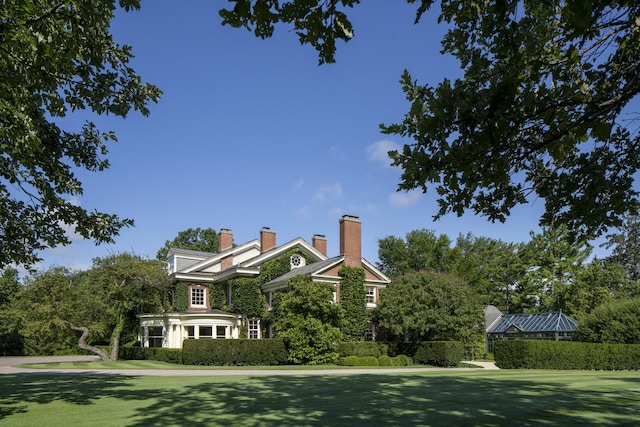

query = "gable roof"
[488,312,578,334]
[262,257,343,291]
[169,237,328,283]
[261,255,390,292]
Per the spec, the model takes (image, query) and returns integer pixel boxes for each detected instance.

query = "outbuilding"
[485,307,578,353]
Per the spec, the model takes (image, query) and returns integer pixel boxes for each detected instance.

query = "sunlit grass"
[1,369,639,426]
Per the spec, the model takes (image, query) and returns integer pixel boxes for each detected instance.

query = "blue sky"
[37,0,608,271]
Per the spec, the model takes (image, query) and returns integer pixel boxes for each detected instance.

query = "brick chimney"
[219,229,233,251]
[312,234,327,256]
[339,215,361,267]
[219,228,233,270]
[260,227,276,253]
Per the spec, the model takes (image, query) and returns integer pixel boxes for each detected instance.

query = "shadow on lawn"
[0,372,638,426]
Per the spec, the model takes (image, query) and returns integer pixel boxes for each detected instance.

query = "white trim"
[182,240,261,273]
[242,238,327,267]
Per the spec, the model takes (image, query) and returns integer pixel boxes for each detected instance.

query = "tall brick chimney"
[219,229,233,252]
[219,228,233,270]
[260,227,276,253]
[339,215,361,267]
[312,234,327,256]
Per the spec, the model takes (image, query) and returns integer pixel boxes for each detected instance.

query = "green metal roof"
[488,312,577,334]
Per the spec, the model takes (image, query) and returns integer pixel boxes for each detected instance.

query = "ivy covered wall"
[338,265,367,341]
[171,249,314,318]
[226,249,314,318]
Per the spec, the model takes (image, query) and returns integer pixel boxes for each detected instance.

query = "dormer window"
[290,253,306,269]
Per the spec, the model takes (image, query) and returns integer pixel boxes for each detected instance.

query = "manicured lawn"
[1,369,639,426]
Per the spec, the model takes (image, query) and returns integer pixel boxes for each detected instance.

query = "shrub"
[358,356,379,366]
[392,355,413,366]
[119,347,183,364]
[378,355,392,366]
[413,341,464,367]
[182,339,288,366]
[494,340,640,370]
[337,341,388,357]
[338,356,360,366]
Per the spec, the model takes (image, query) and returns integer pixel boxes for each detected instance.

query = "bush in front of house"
[337,355,413,366]
[337,341,388,357]
[182,339,288,366]
[391,354,413,366]
[412,341,464,367]
[378,355,392,366]
[389,341,463,367]
[494,340,640,370]
[358,356,379,366]
[119,347,183,364]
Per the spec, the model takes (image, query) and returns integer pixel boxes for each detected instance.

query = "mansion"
[138,215,390,348]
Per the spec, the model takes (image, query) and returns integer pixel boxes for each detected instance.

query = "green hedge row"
[119,347,183,364]
[338,355,413,366]
[494,340,640,370]
[389,341,464,367]
[182,339,288,366]
[337,341,388,357]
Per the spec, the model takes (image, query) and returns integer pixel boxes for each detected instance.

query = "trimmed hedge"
[337,341,388,357]
[389,341,463,367]
[494,340,640,370]
[413,341,464,367]
[337,355,412,366]
[182,339,288,366]
[119,347,183,364]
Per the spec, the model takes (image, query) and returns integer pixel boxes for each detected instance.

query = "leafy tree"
[519,225,591,311]
[604,214,640,281]
[554,259,636,318]
[0,268,19,308]
[376,270,483,345]
[0,0,160,268]
[452,233,525,313]
[7,254,170,359]
[377,229,457,279]
[220,1,640,241]
[85,253,171,359]
[156,227,220,260]
[577,298,640,344]
[3,267,90,355]
[273,276,344,364]
[0,268,23,355]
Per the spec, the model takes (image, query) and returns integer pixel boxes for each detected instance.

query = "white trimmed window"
[186,326,195,339]
[216,326,226,339]
[199,326,213,339]
[366,287,376,304]
[190,287,206,308]
[248,319,260,339]
[148,326,163,348]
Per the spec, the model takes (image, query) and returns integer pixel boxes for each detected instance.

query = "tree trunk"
[109,313,125,361]
[63,321,109,361]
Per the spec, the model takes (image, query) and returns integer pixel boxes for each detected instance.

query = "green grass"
[1,369,639,426]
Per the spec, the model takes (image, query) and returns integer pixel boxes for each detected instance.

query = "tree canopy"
[0,1,160,268]
[220,0,640,241]
[272,276,344,364]
[377,229,457,279]
[2,253,170,359]
[376,270,483,344]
